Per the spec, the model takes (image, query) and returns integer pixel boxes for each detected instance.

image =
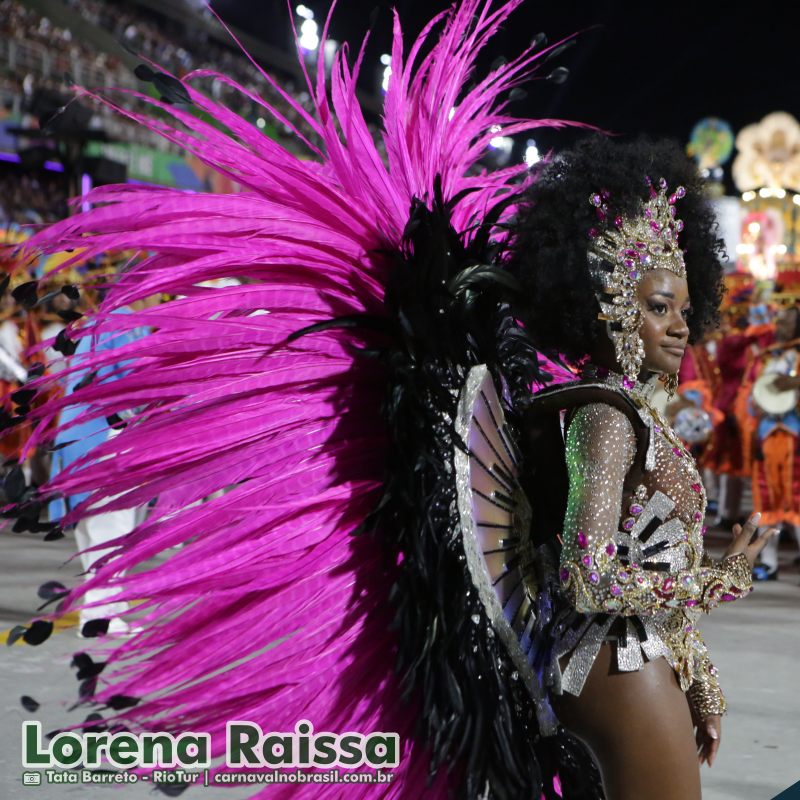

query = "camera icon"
[22,772,42,786]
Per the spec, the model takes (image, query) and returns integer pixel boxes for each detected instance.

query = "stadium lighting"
[81,173,92,214]
[524,139,540,166]
[379,54,391,92]
[324,39,338,68]
[488,126,513,153]
[298,17,319,51]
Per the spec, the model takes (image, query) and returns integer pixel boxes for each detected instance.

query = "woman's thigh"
[552,644,701,800]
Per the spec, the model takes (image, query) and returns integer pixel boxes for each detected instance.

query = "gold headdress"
[587,178,688,386]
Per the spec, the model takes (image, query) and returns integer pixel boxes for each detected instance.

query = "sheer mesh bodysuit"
[550,372,752,719]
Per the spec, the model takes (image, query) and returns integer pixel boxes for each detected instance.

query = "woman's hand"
[696,713,721,766]
[723,512,779,569]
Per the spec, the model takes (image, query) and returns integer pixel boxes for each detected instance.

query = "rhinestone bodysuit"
[550,368,752,718]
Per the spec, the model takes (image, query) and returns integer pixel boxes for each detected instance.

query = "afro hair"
[507,134,726,366]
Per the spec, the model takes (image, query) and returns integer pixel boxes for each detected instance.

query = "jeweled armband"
[687,656,727,717]
[559,544,753,616]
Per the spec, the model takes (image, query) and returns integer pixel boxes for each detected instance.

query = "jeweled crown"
[586,177,688,382]
[587,177,687,279]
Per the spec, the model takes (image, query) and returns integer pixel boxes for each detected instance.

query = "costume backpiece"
[4,2,605,798]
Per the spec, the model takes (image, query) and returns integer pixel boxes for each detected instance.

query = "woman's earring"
[661,373,679,399]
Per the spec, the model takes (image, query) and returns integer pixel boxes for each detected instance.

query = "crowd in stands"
[1,0,373,154]
[0,171,68,225]
[63,0,339,149]
[0,0,387,234]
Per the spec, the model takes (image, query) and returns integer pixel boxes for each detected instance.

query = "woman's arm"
[688,649,726,717]
[559,403,752,616]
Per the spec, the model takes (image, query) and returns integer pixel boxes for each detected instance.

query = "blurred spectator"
[0,170,68,224]
[1,0,356,154]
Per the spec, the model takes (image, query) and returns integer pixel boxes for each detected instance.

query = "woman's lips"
[662,345,685,357]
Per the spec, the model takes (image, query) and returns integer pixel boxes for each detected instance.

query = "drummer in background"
[667,334,722,467]
[744,303,800,580]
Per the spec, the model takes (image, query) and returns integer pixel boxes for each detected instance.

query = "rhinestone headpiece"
[587,177,688,385]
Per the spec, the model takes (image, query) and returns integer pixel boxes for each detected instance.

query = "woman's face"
[636,268,691,375]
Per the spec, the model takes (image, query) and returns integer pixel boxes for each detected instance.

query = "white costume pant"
[74,505,138,621]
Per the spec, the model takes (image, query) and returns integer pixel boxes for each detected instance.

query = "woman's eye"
[649,303,667,314]
[681,308,691,319]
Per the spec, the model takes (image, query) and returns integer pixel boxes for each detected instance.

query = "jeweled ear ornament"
[661,373,679,399]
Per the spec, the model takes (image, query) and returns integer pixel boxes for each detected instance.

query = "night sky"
[210,0,800,186]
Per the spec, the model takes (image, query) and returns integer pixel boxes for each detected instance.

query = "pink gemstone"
[588,571,600,584]
[635,241,647,250]
[623,257,635,268]
[582,555,593,567]
[606,542,617,556]
[588,227,599,238]
[669,193,677,204]
[685,599,698,607]
[693,511,703,521]
[577,531,588,549]
[721,593,736,602]
[672,447,683,457]
[684,624,693,632]
[644,208,653,219]
[676,220,684,231]
[596,208,606,222]
[622,377,636,390]
[650,221,660,232]
[658,177,667,189]
[614,215,623,228]
[662,578,674,591]
[618,570,630,582]
[590,193,602,206]
[676,186,686,198]
[636,576,645,584]
[629,504,643,515]
[629,270,638,279]
[701,526,708,535]
[600,189,610,200]
[610,585,623,596]
[623,517,635,531]
[691,483,702,492]
[559,568,570,583]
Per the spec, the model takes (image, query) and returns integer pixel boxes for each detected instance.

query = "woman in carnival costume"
[4,2,775,798]
[508,136,776,798]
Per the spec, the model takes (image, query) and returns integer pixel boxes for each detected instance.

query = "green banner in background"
[84,141,206,190]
